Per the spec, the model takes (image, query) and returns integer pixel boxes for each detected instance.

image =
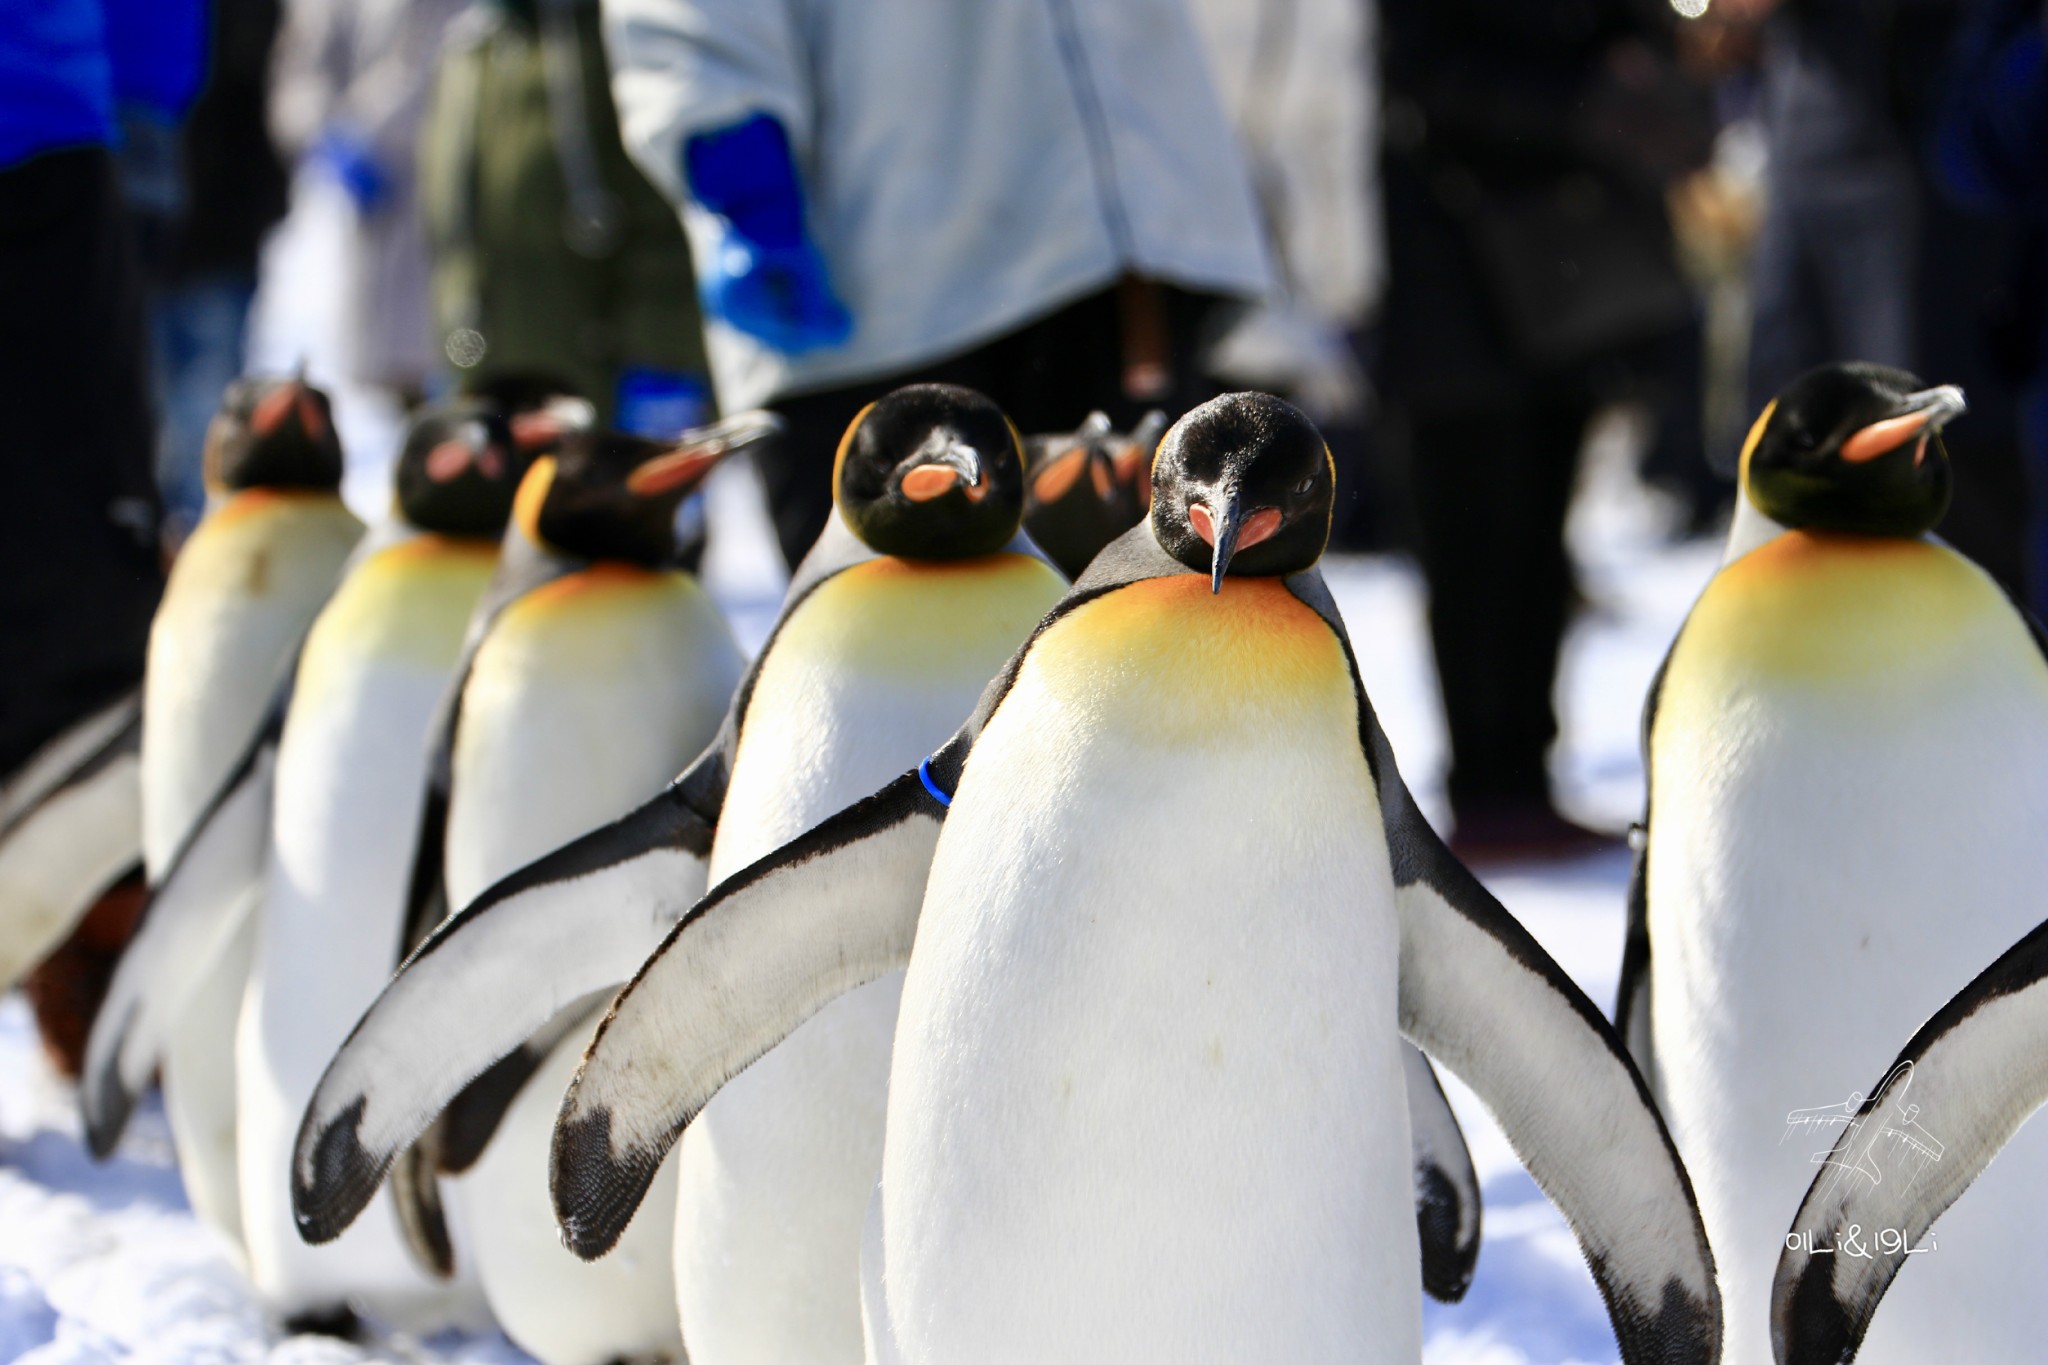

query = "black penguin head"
[1022,410,1167,579]
[515,411,781,566]
[392,401,530,538]
[204,374,344,493]
[1150,392,1334,592]
[1742,363,1965,537]
[833,384,1026,560]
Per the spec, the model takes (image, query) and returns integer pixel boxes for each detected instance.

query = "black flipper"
[549,765,952,1258]
[1617,645,1677,1077]
[290,511,887,1244]
[1773,917,2048,1365]
[1288,569,1723,1365]
[0,691,144,990]
[1403,1045,1482,1302]
[81,702,283,1155]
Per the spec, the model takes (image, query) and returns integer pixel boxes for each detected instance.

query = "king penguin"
[138,375,364,1257]
[538,392,1720,1365]
[292,388,1493,1363]
[1021,409,1165,579]
[409,415,770,1365]
[1614,362,2048,1365]
[229,401,529,1330]
[293,384,1069,1365]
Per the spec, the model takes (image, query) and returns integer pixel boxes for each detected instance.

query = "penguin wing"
[1616,645,1677,1075]
[1772,917,2048,1365]
[1284,571,1722,1365]
[395,535,582,962]
[290,778,720,1244]
[80,715,280,1156]
[0,691,143,991]
[291,518,895,1241]
[548,766,948,1258]
[1403,1043,1483,1302]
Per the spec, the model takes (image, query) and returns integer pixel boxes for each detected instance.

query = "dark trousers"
[0,149,163,776]
[1402,395,1591,813]
[755,284,1216,569]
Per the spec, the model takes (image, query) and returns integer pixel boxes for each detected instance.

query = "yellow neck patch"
[1675,532,2035,689]
[1024,575,1355,744]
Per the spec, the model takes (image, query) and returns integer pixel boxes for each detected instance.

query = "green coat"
[420,0,710,422]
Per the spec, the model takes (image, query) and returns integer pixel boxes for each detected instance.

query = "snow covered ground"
[0,186,1728,1364]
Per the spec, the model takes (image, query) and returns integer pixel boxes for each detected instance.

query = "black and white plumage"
[548,393,1718,1365]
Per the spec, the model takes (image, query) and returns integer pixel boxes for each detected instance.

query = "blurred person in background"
[1185,0,1388,550]
[270,0,464,410]
[1930,0,2048,612]
[150,0,293,543]
[1723,0,2036,595]
[1375,0,1712,862]
[0,0,202,780]
[604,0,1275,569]
[420,0,712,439]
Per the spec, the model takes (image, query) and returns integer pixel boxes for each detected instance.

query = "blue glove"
[684,113,853,354]
[311,126,389,215]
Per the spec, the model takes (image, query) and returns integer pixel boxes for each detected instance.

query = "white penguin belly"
[143,492,361,1250]
[676,553,1066,1365]
[441,567,738,1365]
[237,537,493,1324]
[1648,534,2048,1365]
[459,1004,686,1365]
[872,576,1419,1365]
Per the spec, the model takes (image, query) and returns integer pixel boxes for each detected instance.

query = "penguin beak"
[511,397,596,454]
[1188,489,1283,594]
[250,380,330,444]
[899,435,987,503]
[426,422,500,483]
[1841,386,1968,466]
[626,408,783,498]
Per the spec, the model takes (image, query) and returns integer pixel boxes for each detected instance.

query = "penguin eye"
[1291,477,1314,496]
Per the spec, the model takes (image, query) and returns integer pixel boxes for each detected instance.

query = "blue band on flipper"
[917,757,952,808]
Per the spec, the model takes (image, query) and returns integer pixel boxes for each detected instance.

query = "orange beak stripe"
[901,464,964,502]
[1031,447,1087,502]
[1841,411,1937,465]
[425,438,473,483]
[627,448,719,497]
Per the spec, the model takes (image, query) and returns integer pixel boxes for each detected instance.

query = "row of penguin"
[0,362,2041,1365]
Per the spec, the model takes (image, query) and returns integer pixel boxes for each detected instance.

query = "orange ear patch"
[1032,447,1087,503]
[627,447,720,497]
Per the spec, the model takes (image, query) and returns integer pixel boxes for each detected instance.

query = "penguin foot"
[282,1305,362,1340]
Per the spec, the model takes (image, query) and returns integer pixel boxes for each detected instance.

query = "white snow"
[1,192,1726,1364]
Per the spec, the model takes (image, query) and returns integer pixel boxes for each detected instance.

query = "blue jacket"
[0,0,208,171]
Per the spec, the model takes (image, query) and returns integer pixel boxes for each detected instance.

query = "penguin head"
[1151,392,1334,592]
[513,411,781,566]
[392,401,532,539]
[1741,363,1966,537]
[1022,409,1168,578]
[203,374,344,493]
[833,384,1026,560]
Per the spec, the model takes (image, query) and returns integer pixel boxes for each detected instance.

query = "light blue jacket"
[604,0,1275,408]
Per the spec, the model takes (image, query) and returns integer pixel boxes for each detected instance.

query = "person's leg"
[1404,390,1599,854]
[0,149,164,777]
